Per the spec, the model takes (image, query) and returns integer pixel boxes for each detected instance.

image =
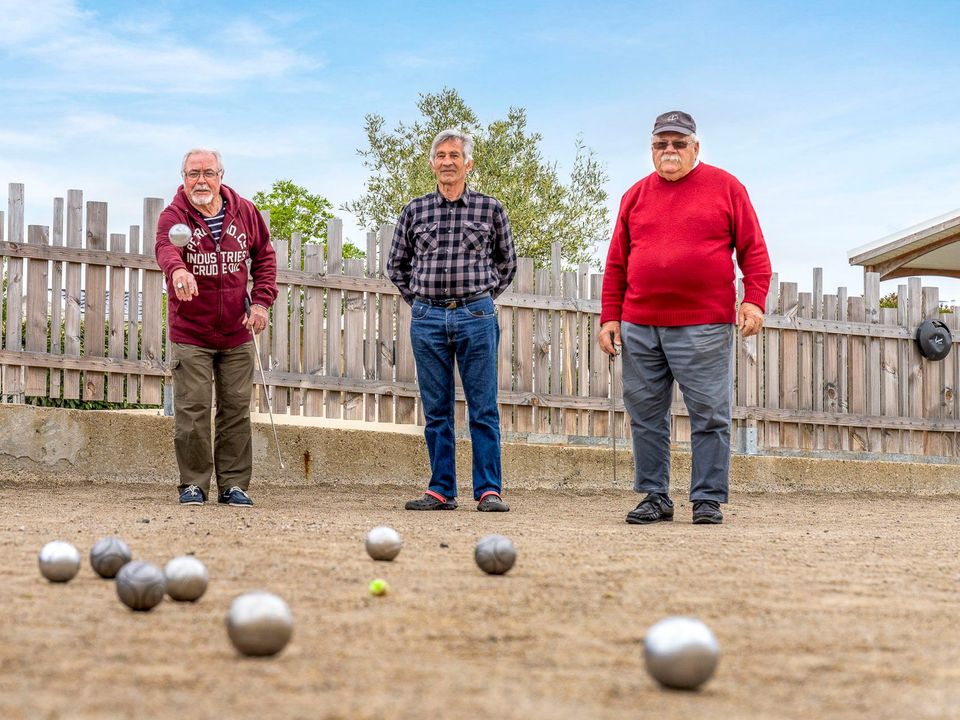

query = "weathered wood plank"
[272,238,290,415]
[4,184,25,398]
[588,274,608,437]
[764,274,781,448]
[534,267,551,433]
[515,258,534,432]
[798,292,814,449]
[779,282,799,448]
[126,226,141,404]
[363,231,377,422]
[24,225,50,397]
[301,244,324,416]
[83,202,108,402]
[822,295,840,450]
[864,271,882,451]
[289,234,302,415]
[377,224,395,423]
[50,199,64,399]
[847,296,867,452]
[324,218,343,419]
[342,258,365,420]
[141,198,164,405]
[561,271,579,436]
[107,232,126,402]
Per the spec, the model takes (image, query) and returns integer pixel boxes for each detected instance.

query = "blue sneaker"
[179,485,206,505]
[218,486,253,507]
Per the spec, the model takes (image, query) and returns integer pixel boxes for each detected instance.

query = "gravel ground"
[2,482,959,720]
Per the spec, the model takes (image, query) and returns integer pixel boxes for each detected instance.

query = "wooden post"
[764,274,780,448]
[847,295,867,451]
[798,292,813,448]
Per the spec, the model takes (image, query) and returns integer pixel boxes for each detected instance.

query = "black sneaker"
[404,493,458,511]
[692,500,723,524]
[218,486,253,507]
[477,493,510,512]
[179,485,206,505]
[625,493,674,524]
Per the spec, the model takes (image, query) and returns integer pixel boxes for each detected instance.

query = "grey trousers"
[170,341,255,495]
[620,322,733,503]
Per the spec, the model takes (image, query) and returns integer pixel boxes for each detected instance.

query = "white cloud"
[1,1,316,94]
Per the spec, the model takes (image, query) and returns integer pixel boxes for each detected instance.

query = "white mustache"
[661,154,681,162]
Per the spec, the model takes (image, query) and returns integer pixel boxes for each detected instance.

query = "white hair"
[430,129,474,162]
[181,148,224,175]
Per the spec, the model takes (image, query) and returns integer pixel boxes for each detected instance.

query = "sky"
[2,0,960,301]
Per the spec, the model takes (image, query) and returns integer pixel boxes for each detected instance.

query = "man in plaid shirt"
[388,128,517,512]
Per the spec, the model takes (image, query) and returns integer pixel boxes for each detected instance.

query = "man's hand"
[599,320,622,356]
[243,303,269,334]
[171,269,198,302]
[738,302,764,337]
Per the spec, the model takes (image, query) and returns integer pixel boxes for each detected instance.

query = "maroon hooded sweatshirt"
[155,184,278,349]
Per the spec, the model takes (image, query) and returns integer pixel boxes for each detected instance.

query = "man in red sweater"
[156,149,278,507]
[599,111,771,525]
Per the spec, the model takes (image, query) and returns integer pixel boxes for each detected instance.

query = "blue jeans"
[620,322,733,503]
[410,296,502,501]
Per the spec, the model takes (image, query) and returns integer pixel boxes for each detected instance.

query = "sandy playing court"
[1,482,958,719]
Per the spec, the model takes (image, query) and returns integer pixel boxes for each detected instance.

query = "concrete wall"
[2,405,960,495]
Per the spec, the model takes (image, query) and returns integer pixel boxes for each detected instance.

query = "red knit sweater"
[600,163,771,326]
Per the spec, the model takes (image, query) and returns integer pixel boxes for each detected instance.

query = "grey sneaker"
[404,493,458,510]
[179,485,206,505]
[692,500,723,524]
[477,493,510,512]
[626,493,674,524]
[218,486,253,507]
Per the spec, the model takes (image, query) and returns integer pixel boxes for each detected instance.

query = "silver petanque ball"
[89,536,132,579]
[226,591,293,657]
[365,526,403,561]
[164,556,209,602]
[474,534,517,575]
[643,616,720,690]
[116,560,166,611]
[168,223,192,247]
[38,540,82,582]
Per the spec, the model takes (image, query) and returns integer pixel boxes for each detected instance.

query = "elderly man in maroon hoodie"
[599,111,771,526]
[156,148,278,507]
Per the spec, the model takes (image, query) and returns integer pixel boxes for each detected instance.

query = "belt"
[417,291,490,309]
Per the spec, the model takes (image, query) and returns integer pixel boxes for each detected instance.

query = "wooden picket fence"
[4,182,960,459]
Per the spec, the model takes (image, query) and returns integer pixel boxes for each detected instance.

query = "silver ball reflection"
[643,616,719,690]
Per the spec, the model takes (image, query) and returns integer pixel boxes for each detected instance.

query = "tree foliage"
[343,88,609,267]
[253,180,363,260]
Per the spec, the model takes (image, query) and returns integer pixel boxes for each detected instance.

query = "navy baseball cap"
[652,111,696,135]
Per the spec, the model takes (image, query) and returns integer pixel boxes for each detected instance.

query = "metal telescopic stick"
[247,298,284,470]
[609,334,621,485]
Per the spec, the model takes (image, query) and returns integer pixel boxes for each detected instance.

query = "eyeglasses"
[651,140,692,150]
[184,170,221,181]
